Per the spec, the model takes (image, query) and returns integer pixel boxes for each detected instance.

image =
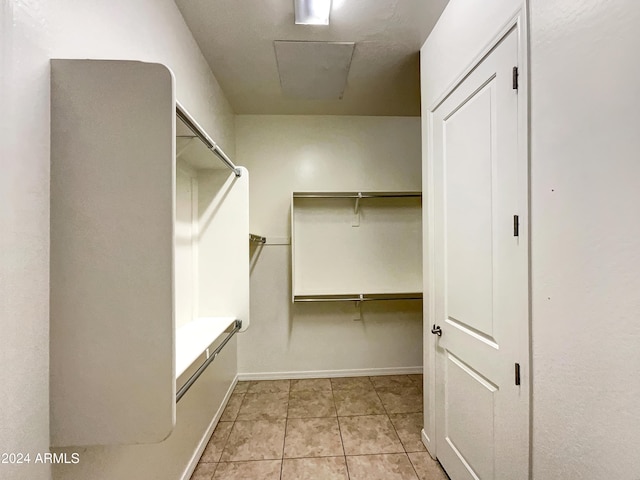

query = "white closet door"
[431,26,529,480]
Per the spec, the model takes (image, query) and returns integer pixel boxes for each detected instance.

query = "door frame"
[421,6,531,476]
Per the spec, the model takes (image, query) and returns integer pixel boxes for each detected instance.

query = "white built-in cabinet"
[50,59,248,448]
[291,192,422,302]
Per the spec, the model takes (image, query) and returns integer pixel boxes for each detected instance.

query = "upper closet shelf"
[176,103,241,176]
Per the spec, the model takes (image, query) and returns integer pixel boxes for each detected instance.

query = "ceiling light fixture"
[294,0,332,25]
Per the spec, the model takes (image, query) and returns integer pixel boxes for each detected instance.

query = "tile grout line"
[332,380,352,480]
[337,376,415,478]
[216,388,245,473]
[372,381,406,451]
[286,381,349,477]
[198,386,245,479]
[279,379,291,480]
[370,376,423,480]
[200,377,425,479]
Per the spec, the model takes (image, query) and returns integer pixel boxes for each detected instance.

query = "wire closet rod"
[176,319,242,403]
[294,294,423,303]
[176,103,242,177]
[293,191,421,199]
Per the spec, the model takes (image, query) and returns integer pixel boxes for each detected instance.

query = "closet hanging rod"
[294,294,423,303]
[176,319,242,403]
[176,103,242,177]
[293,191,421,199]
[249,234,266,244]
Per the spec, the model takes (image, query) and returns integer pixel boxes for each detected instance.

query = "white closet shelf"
[50,59,249,448]
[294,293,423,302]
[176,316,236,379]
[291,191,422,302]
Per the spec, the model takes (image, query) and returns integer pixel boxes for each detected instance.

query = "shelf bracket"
[353,192,362,227]
[353,294,364,321]
[249,233,266,244]
[354,192,362,214]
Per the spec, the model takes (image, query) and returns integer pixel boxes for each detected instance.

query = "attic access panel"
[274,41,355,100]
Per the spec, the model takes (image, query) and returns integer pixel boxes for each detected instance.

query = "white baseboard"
[422,428,437,459]
[181,375,238,480]
[237,366,423,381]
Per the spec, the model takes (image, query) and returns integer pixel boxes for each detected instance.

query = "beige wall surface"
[236,115,424,377]
[529,0,640,478]
[0,1,234,479]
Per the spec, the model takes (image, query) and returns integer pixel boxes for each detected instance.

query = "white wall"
[0,2,51,479]
[421,0,640,478]
[0,1,234,479]
[236,115,423,377]
[529,0,640,478]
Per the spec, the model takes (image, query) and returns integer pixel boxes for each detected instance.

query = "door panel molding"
[446,317,499,350]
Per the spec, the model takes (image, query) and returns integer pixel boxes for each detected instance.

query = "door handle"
[431,324,442,336]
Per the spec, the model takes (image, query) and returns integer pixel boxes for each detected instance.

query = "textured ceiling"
[175,0,449,116]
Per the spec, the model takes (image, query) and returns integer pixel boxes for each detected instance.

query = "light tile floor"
[191,375,450,480]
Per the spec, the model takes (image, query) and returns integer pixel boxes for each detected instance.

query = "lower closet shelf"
[293,293,423,302]
[176,317,236,379]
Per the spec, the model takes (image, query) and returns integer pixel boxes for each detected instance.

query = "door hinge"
[512,66,519,90]
[515,363,521,386]
[513,215,519,237]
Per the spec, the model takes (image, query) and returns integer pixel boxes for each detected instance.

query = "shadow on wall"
[198,170,239,239]
[250,240,265,273]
